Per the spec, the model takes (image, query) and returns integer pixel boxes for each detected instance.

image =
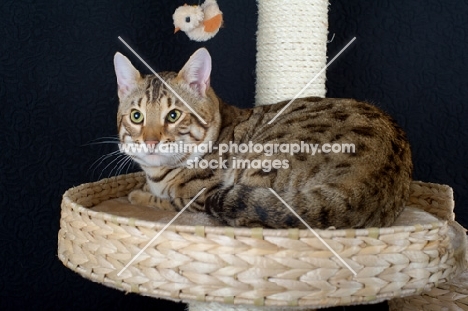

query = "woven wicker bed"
[58,172,467,309]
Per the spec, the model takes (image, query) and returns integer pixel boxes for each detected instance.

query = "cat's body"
[114,48,412,229]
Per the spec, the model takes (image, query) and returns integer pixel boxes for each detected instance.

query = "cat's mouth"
[137,154,172,167]
[132,147,190,167]
[130,150,189,167]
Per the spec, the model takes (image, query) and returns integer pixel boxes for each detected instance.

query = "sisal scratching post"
[255,0,329,106]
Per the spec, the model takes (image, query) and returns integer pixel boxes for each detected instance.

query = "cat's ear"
[177,48,211,97]
[114,52,142,99]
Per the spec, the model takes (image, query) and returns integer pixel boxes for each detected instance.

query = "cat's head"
[114,48,221,168]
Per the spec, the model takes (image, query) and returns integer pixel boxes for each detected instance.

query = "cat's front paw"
[128,189,154,207]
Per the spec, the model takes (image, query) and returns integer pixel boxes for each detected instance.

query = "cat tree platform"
[58,172,467,310]
[58,0,468,309]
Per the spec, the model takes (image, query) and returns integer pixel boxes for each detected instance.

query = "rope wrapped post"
[255,0,329,106]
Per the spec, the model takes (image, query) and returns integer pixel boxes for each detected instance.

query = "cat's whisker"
[85,136,124,179]
[89,149,121,165]
[98,153,128,180]
[112,154,132,176]
[120,156,135,176]
[113,154,133,177]
[88,150,122,177]
[176,153,191,168]
[86,141,120,146]
[171,153,185,166]
[107,155,126,178]
[82,136,120,147]
[89,136,120,141]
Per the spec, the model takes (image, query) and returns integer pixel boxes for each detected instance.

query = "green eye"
[166,109,182,123]
[130,109,144,124]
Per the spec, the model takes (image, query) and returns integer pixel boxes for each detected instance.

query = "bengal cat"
[113,48,412,229]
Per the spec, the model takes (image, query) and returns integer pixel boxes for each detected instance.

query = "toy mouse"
[173,0,223,42]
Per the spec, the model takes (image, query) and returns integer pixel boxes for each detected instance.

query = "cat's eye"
[185,17,190,23]
[166,109,182,123]
[130,109,144,124]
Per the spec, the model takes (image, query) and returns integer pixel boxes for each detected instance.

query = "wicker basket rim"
[62,172,450,239]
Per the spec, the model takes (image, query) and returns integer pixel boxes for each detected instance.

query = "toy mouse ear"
[114,52,141,99]
[177,48,211,97]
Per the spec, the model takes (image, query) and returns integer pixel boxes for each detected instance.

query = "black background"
[1,0,467,310]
